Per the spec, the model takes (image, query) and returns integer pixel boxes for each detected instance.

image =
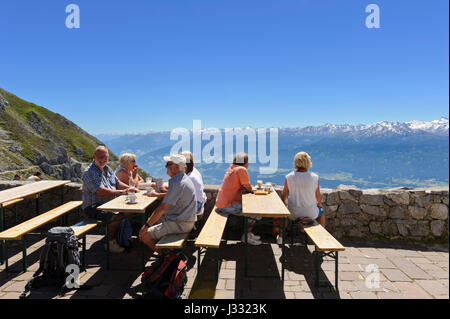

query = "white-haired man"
[82,146,131,253]
[139,154,197,253]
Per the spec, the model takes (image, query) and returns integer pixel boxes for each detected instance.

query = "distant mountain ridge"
[96,117,449,189]
[279,117,449,137]
[0,88,118,181]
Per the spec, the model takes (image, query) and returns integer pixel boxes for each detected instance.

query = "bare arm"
[316,181,322,207]
[146,203,169,227]
[95,187,128,197]
[240,184,253,193]
[281,179,289,205]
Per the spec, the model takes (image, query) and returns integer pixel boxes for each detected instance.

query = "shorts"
[148,219,195,241]
[216,203,243,216]
[318,206,324,218]
[216,203,261,223]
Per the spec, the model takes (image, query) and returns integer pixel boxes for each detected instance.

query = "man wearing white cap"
[139,154,197,252]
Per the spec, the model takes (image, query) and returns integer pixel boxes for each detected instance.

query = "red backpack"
[141,252,188,299]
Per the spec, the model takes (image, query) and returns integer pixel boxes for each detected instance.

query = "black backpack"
[20,227,84,298]
[141,252,188,299]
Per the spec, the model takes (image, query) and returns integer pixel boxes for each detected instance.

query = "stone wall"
[1,181,448,241]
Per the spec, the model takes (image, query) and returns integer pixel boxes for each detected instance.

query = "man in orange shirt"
[216,153,262,245]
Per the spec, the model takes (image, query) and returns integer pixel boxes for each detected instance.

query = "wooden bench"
[301,221,345,289]
[71,219,101,271]
[155,232,190,251]
[0,201,82,273]
[194,206,229,279]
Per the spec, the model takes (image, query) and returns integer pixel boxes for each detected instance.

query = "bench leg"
[314,248,320,287]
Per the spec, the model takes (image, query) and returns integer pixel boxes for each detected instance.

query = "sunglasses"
[165,162,175,168]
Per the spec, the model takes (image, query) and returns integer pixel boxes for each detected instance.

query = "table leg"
[244,216,248,278]
[15,204,18,224]
[281,217,286,283]
[35,194,40,216]
[82,235,86,272]
[0,205,4,264]
[3,240,8,271]
[106,217,110,270]
[22,236,27,273]
[335,252,339,290]
[141,213,146,271]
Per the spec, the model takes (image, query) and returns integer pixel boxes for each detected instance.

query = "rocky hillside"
[0,88,119,182]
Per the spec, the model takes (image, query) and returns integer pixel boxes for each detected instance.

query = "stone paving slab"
[0,234,448,299]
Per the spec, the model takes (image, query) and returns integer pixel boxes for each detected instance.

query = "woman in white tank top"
[274,152,325,244]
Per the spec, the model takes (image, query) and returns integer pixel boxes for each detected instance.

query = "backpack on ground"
[20,227,85,298]
[116,217,133,249]
[141,252,188,299]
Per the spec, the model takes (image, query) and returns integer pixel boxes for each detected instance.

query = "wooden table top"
[97,192,158,213]
[242,191,291,218]
[0,180,70,206]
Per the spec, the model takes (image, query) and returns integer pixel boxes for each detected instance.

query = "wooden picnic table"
[97,192,158,270]
[0,180,70,206]
[242,190,291,282]
[0,180,70,264]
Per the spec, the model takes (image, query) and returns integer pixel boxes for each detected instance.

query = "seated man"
[215,153,262,245]
[27,171,42,182]
[139,154,197,253]
[82,146,131,253]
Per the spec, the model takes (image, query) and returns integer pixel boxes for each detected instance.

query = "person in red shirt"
[216,153,262,245]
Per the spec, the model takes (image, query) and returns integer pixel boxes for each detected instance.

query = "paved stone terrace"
[0,226,448,300]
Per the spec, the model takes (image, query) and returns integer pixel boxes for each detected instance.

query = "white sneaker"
[241,234,262,246]
[276,235,283,245]
[248,232,261,240]
[105,240,125,253]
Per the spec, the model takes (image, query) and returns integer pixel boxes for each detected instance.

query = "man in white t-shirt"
[27,171,42,182]
[180,151,207,220]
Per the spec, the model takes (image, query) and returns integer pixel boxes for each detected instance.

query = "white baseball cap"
[163,154,186,165]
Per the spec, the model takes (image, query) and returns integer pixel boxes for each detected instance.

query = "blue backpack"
[116,217,133,249]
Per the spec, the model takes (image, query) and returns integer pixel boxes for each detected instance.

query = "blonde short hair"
[294,152,312,170]
[119,153,136,167]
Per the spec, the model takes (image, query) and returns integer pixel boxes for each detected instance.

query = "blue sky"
[1,0,448,134]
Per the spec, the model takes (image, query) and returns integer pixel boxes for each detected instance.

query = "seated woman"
[274,151,325,244]
[180,151,207,221]
[115,153,144,189]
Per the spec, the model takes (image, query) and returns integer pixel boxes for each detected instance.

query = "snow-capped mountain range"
[98,117,449,141]
[279,117,449,137]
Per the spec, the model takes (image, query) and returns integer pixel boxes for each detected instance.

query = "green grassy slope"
[0,88,118,173]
